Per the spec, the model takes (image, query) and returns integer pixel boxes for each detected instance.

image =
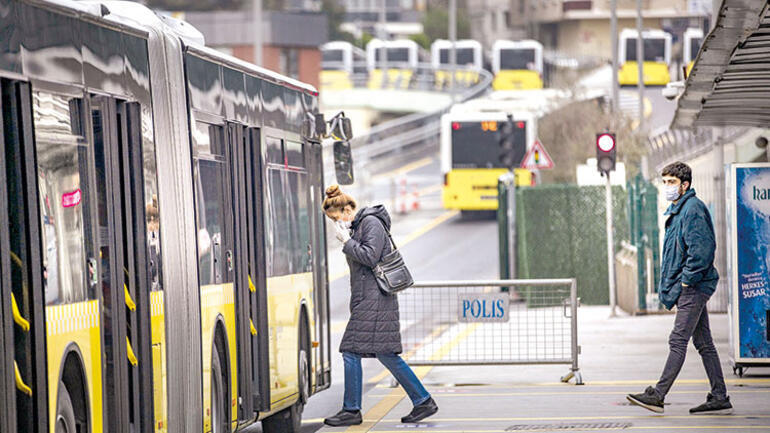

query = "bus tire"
[55,383,77,433]
[211,344,229,433]
[263,316,310,433]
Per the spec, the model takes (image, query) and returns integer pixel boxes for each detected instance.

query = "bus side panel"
[150,291,167,433]
[45,301,103,433]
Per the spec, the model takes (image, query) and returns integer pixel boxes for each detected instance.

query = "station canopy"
[673,1,770,129]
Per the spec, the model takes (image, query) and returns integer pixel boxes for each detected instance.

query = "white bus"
[491,39,544,90]
[618,28,673,85]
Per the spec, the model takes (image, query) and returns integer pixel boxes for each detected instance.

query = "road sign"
[520,139,554,169]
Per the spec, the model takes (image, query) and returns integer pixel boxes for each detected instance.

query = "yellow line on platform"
[346,323,479,432]
[374,414,770,422]
[365,428,770,433]
[368,324,450,385]
[381,378,770,389]
[329,210,458,283]
[368,388,770,398]
[416,183,442,196]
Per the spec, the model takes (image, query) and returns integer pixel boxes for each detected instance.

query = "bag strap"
[367,214,398,250]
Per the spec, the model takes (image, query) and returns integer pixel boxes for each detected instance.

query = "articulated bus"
[441,110,535,212]
[365,39,421,89]
[320,41,366,91]
[0,1,338,433]
[430,39,483,90]
[618,28,672,86]
[491,40,544,91]
[683,28,704,78]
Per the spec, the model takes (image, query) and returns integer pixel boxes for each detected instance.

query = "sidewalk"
[316,307,770,432]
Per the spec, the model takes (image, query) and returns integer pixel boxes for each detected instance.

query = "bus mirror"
[315,113,327,136]
[330,114,353,141]
[333,140,354,185]
[341,117,353,140]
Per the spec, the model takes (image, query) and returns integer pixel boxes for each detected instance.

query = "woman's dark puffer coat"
[340,205,402,356]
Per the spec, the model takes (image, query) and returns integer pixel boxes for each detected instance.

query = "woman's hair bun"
[325,184,342,199]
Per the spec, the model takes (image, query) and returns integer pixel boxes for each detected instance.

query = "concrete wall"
[554,17,664,59]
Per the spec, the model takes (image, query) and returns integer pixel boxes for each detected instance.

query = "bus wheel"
[55,383,77,433]
[211,344,229,433]
[263,317,310,433]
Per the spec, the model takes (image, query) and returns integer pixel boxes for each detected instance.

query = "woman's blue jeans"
[342,351,431,411]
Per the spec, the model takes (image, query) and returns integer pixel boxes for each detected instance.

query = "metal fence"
[397,279,582,385]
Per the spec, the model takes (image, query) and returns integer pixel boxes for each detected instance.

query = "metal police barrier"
[398,279,582,384]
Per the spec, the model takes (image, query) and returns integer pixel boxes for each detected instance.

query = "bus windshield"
[625,38,667,62]
[375,48,411,63]
[499,49,536,70]
[439,48,476,66]
[451,121,527,169]
[323,49,344,63]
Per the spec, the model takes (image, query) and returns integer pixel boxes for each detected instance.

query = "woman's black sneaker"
[324,409,362,426]
[690,394,733,415]
[401,397,438,423]
[627,386,664,413]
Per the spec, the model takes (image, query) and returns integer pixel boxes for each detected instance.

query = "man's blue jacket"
[659,188,720,310]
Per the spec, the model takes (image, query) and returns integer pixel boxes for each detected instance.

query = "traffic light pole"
[605,172,618,317]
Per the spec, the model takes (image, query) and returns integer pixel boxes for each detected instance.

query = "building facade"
[183,10,328,88]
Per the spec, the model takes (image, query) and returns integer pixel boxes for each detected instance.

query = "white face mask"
[342,220,352,229]
[665,184,681,201]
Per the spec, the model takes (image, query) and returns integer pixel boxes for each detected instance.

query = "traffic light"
[596,132,616,174]
[498,115,522,168]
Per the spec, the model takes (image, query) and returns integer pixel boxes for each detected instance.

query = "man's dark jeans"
[654,285,727,400]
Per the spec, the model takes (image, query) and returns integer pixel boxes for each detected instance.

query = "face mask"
[342,220,352,229]
[665,184,681,201]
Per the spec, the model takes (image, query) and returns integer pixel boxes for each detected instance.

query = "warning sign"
[520,139,554,170]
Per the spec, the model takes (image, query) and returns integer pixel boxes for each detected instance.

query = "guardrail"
[397,279,583,385]
[351,65,493,161]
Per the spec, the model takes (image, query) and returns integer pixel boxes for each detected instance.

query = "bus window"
[499,49,536,70]
[266,168,291,277]
[33,92,92,306]
[375,48,410,63]
[451,121,527,169]
[322,50,344,64]
[625,38,667,62]
[439,48,475,66]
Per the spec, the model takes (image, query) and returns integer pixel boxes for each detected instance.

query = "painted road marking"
[367,324,450,385]
[345,324,480,432]
[371,414,770,422]
[417,183,443,196]
[329,210,459,282]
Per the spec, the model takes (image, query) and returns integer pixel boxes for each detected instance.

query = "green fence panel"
[516,184,628,305]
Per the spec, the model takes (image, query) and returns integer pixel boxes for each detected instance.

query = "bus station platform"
[313,307,770,433]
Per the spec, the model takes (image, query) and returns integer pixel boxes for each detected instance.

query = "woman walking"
[322,185,438,427]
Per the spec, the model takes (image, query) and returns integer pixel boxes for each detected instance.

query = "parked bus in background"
[683,28,704,78]
[491,40,544,91]
[320,41,366,91]
[431,39,483,90]
[618,28,673,86]
[0,1,344,432]
[366,39,421,89]
[441,109,535,213]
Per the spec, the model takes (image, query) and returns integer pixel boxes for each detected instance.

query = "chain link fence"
[398,280,582,384]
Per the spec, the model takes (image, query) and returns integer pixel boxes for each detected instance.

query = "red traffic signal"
[596,133,616,173]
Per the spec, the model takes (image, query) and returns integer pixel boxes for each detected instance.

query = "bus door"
[228,123,270,417]
[305,142,331,391]
[90,95,154,433]
[1,79,50,433]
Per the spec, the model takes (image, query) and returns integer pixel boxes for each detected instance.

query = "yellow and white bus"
[683,28,704,78]
[491,40,544,91]
[320,41,366,91]
[365,39,421,89]
[430,39,483,89]
[0,1,339,432]
[441,109,536,212]
[618,28,673,86]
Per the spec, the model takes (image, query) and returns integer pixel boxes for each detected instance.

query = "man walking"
[627,162,732,415]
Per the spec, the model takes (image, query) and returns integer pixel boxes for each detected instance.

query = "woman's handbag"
[371,216,414,295]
